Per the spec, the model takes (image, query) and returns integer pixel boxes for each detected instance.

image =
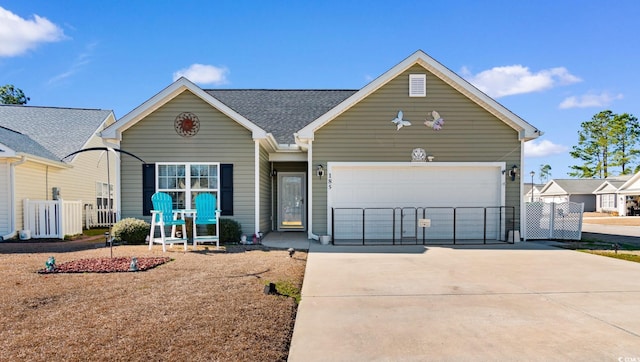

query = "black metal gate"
[331,206,516,246]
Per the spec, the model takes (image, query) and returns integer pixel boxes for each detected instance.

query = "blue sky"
[1,0,639,180]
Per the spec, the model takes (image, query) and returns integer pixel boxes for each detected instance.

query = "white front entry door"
[278,172,306,231]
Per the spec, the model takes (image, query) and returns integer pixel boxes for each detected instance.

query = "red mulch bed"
[38,256,171,274]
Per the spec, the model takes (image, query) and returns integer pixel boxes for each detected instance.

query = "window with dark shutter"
[142,163,155,216]
[220,163,233,216]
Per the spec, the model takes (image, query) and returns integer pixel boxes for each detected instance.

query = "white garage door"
[328,162,505,241]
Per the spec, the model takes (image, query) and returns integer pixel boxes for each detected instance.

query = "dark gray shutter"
[220,164,233,216]
[142,163,155,216]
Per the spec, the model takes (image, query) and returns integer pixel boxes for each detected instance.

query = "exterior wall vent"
[409,74,426,97]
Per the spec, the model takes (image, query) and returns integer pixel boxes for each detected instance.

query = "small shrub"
[208,218,242,243]
[112,218,150,245]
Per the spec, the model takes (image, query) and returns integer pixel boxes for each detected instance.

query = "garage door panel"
[328,163,505,240]
[330,164,502,209]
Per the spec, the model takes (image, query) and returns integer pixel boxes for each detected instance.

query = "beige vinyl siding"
[12,133,115,231]
[258,144,271,233]
[0,161,9,235]
[120,90,256,232]
[312,64,521,234]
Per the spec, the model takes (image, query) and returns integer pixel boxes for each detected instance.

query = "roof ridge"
[0,104,111,112]
[204,89,358,92]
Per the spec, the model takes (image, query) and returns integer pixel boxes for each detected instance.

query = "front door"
[278,172,306,231]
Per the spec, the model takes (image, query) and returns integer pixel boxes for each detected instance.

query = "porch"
[261,231,312,251]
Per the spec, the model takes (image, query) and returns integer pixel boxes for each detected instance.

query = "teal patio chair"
[149,192,187,252]
[193,193,221,249]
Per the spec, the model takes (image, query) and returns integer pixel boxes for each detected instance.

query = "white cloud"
[464,65,581,98]
[0,6,65,57]
[173,64,229,85]
[524,139,568,157]
[558,92,624,109]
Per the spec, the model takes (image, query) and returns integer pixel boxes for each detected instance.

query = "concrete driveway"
[288,242,640,361]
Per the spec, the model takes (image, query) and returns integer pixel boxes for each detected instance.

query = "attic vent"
[409,74,426,97]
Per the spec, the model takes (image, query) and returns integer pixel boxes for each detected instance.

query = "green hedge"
[207,218,242,243]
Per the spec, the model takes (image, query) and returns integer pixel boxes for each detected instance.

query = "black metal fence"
[331,206,516,246]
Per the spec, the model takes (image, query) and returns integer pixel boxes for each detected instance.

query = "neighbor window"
[156,163,219,209]
[96,182,114,225]
[602,194,615,209]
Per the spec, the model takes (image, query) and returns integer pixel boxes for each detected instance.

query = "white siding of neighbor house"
[310,64,522,235]
[0,161,9,235]
[12,132,115,232]
[119,90,257,233]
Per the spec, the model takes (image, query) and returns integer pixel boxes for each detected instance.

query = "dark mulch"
[37,256,171,274]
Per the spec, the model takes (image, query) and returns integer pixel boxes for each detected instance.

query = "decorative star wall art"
[391,110,411,130]
[424,110,444,130]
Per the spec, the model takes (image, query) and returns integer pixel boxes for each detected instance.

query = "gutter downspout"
[2,156,27,240]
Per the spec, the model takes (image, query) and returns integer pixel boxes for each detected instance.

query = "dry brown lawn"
[0,240,307,361]
[583,215,640,226]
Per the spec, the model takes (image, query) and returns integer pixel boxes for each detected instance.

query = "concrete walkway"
[288,242,640,361]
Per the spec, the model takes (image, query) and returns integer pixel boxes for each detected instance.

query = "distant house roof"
[540,179,604,196]
[206,90,357,144]
[0,105,113,162]
[523,183,544,194]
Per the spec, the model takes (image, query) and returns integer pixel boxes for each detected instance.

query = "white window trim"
[155,162,220,209]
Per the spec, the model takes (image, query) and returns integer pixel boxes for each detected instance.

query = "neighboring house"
[602,172,640,216]
[524,183,544,202]
[538,179,604,212]
[592,175,633,215]
[101,50,541,241]
[0,105,116,239]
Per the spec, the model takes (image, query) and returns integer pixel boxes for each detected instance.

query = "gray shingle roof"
[205,89,357,144]
[0,126,59,160]
[552,179,605,194]
[0,105,112,162]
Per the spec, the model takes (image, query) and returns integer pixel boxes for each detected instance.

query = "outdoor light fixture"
[316,164,325,178]
[271,169,277,177]
[508,164,518,181]
[530,171,535,202]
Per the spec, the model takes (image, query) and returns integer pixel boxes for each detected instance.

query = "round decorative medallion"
[174,112,200,137]
[411,148,426,162]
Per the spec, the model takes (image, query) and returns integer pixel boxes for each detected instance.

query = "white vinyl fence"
[525,201,584,241]
[84,204,117,228]
[23,199,83,239]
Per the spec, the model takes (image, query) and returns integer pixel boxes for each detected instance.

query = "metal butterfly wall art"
[424,110,444,130]
[391,110,411,130]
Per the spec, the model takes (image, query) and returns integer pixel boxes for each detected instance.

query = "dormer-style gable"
[101,77,269,142]
[296,50,542,142]
[617,172,640,195]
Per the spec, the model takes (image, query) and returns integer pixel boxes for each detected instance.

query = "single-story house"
[100,50,542,242]
[0,105,116,239]
[538,179,604,212]
[593,173,640,216]
[592,175,634,215]
[524,182,544,203]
